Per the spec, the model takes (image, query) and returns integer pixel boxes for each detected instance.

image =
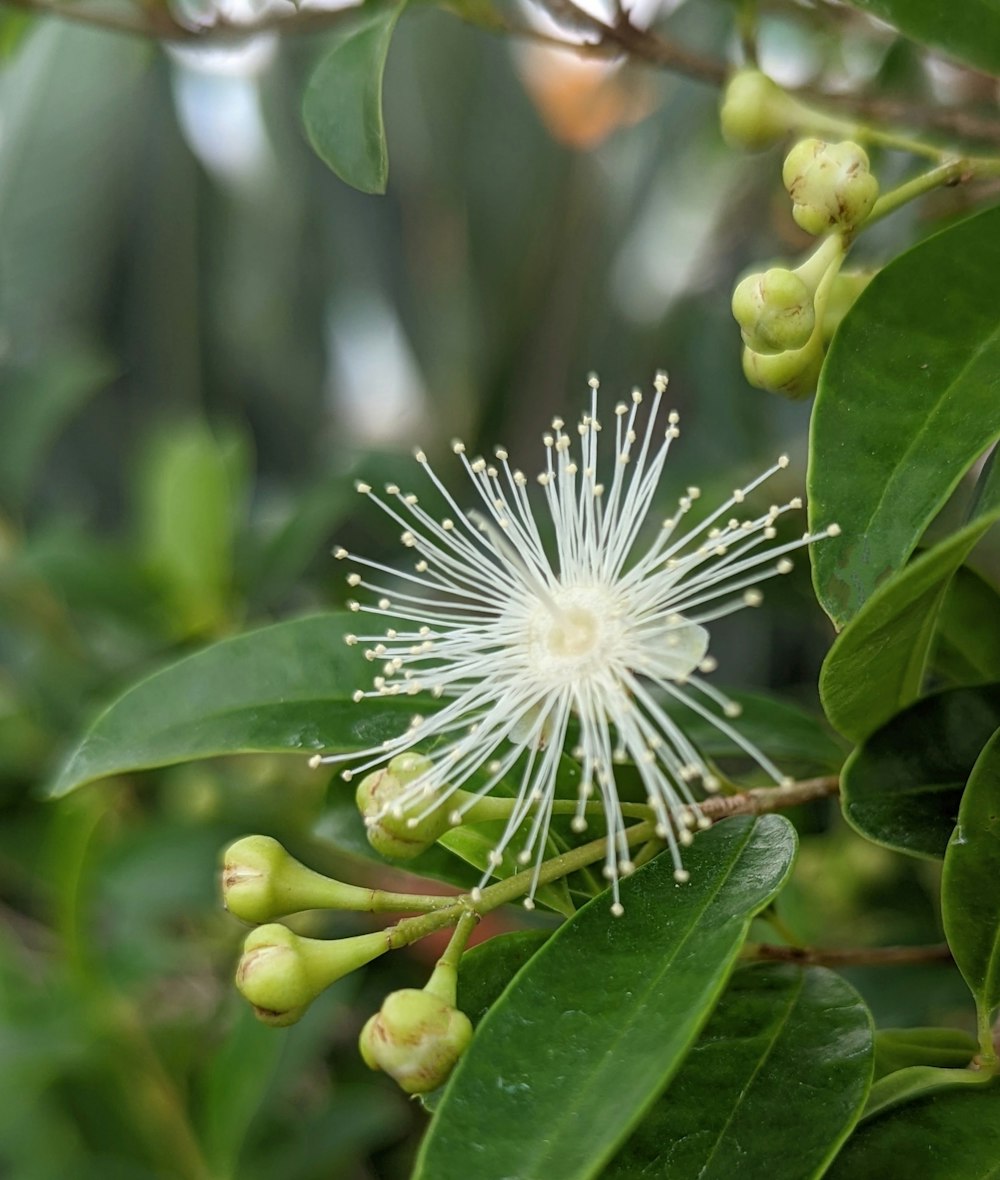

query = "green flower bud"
[359,988,473,1094]
[731,267,816,353]
[235,924,387,1026]
[719,69,802,151]
[782,139,879,235]
[742,337,824,400]
[356,752,457,860]
[821,269,876,342]
[223,835,382,924]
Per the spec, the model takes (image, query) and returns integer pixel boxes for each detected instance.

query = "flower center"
[547,604,601,659]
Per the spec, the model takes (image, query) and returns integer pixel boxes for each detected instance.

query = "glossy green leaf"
[845,1,1000,75]
[863,1066,991,1121]
[932,566,1000,686]
[942,728,1000,1023]
[421,930,551,1114]
[606,964,873,1180]
[841,684,1000,858]
[819,513,1000,742]
[416,815,797,1180]
[49,613,417,797]
[302,1,405,194]
[810,205,1000,629]
[457,930,550,1026]
[827,1082,1000,1178]
[874,1027,979,1081]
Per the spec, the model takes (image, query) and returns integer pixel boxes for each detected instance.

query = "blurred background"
[0,2,992,1176]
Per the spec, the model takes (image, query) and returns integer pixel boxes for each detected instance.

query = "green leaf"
[845,1,1000,75]
[827,1082,1000,1178]
[137,421,248,638]
[421,931,551,1115]
[932,566,1000,686]
[606,964,873,1180]
[942,728,1000,1027]
[819,513,1000,742]
[49,613,417,797]
[415,815,797,1180]
[862,1066,994,1122]
[809,205,1000,629]
[874,1027,979,1081]
[840,684,1000,858]
[302,1,405,194]
[665,690,847,776]
[0,344,115,508]
[456,930,550,1025]
[969,446,1000,522]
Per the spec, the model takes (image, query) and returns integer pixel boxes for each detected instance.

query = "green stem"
[864,157,1000,229]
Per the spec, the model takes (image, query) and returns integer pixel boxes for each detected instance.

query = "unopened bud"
[223,835,380,923]
[782,139,879,235]
[359,988,473,1094]
[732,267,816,353]
[357,752,458,860]
[742,336,824,400]
[821,269,876,342]
[719,69,801,151]
[235,924,387,1026]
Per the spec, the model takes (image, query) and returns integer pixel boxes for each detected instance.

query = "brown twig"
[745,941,954,968]
[699,774,841,821]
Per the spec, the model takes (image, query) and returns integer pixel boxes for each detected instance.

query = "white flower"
[311,373,837,914]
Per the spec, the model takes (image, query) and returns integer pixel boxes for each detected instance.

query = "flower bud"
[742,336,823,400]
[731,268,816,353]
[782,139,879,235]
[359,988,473,1094]
[356,752,456,860]
[719,69,801,151]
[821,269,876,342]
[235,924,387,1026]
[223,835,381,924]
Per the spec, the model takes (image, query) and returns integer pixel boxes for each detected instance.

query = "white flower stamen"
[315,375,836,913]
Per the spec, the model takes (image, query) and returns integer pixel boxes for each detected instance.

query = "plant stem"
[744,941,954,967]
[383,774,842,948]
[864,157,1000,229]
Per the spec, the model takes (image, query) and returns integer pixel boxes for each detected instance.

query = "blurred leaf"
[827,1082,1000,1177]
[874,1028,979,1081]
[49,613,421,797]
[819,513,1000,742]
[840,684,1000,858]
[137,420,249,638]
[0,344,115,508]
[809,205,1000,629]
[942,728,1000,1027]
[845,1,1000,74]
[607,964,873,1180]
[968,446,1000,522]
[302,1,406,194]
[931,564,1000,686]
[198,1006,290,1177]
[244,472,355,609]
[415,816,797,1180]
[0,26,149,347]
[665,689,847,776]
[863,1065,994,1122]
